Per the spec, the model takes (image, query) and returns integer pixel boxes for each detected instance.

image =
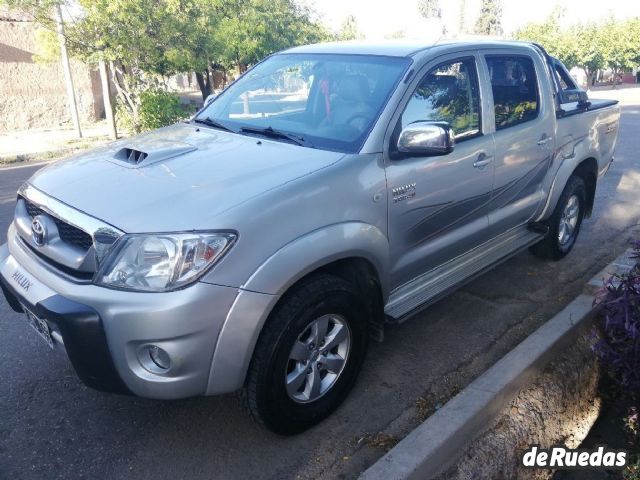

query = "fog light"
[149,345,171,370]
[139,344,172,373]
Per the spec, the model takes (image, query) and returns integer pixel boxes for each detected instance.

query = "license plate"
[22,305,54,349]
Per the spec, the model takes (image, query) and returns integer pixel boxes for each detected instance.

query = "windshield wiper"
[238,126,313,148]
[192,117,236,133]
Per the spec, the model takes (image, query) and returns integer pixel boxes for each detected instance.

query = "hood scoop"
[118,147,148,164]
[112,140,197,168]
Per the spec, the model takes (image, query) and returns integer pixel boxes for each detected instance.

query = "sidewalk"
[0,122,114,163]
[588,84,640,105]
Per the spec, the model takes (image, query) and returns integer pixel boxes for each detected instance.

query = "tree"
[418,0,441,19]
[514,13,640,88]
[418,0,448,36]
[386,30,407,39]
[600,17,640,81]
[514,8,577,68]
[3,0,84,136]
[474,0,503,37]
[214,0,329,75]
[570,22,606,86]
[458,0,466,34]
[4,0,329,109]
[336,14,361,41]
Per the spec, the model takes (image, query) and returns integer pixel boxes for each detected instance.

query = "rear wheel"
[530,175,586,260]
[246,273,368,435]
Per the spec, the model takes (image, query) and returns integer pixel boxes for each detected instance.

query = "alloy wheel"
[285,314,351,403]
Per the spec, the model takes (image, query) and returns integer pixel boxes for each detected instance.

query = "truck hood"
[28,123,344,232]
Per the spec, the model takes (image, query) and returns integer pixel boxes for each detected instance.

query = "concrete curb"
[360,249,636,480]
[0,160,55,171]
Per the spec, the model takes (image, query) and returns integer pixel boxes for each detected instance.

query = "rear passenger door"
[481,52,555,236]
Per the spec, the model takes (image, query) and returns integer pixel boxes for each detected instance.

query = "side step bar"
[527,222,550,235]
[384,227,544,320]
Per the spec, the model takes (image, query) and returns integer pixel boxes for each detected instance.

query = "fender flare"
[537,135,598,221]
[206,222,390,395]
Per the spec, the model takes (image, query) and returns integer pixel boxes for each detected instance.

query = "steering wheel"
[344,113,372,129]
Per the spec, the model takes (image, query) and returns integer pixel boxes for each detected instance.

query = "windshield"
[196,53,411,153]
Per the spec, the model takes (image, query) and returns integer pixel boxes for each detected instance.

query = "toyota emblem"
[31,216,47,246]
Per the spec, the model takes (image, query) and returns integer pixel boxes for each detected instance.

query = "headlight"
[96,232,236,292]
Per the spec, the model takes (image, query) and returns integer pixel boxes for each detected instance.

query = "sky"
[309,0,640,40]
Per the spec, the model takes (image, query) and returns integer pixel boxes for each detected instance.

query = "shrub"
[116,88,193,134]
[593,240,640,399]
[138,89,192,131]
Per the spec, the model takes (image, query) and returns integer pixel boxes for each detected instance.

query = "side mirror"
[204,93,218,106]
[576,90,591,108]
[560,89,590,108]
[397,121,455,157]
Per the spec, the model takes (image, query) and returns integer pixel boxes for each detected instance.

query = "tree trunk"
[195,71,212,101]
[99,61,117,140]
[458,0,466,35]
[109,61,140,131]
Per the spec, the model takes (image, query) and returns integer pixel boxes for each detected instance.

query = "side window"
[555,66,570,90]
[401,58,481,140]
[486,55,539,130]
[553,61,577,93]
[552,60,582,105]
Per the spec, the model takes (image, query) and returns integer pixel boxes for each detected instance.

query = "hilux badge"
[392,183,417,203]
[31,216,47,246]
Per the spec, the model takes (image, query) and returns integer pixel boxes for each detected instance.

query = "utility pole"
[54,3,82,138]
[459,0,466,36]
[99,61,117,140]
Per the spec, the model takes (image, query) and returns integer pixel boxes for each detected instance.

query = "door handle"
[473,153,493,169]
[537,136,552,146]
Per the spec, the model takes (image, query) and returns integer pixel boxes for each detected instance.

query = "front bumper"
[0,225,240,399]
[1,269,130,394]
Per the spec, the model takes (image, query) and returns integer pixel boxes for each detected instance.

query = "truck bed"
[556,98,621,178]
[559,98,619,118]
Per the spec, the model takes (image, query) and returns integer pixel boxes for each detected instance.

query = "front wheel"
[530,175,586,260]
[245,273,368,435]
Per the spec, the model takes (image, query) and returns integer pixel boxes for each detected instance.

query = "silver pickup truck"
[0,40,620,434]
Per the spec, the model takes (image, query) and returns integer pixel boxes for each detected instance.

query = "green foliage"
[32,28,59,64]
[1,0,59,28]
[515,14,640,83]
[138,89,191,131]
[117,88,191,133]
[600,17,640,76]
[417,0,441,19]
[63,0,203,75]
[214,0,330,72]
[474,0,503,36]
[5,0,329,97]
[336,14,362,41]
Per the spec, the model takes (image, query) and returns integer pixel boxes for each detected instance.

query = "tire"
[246,273,369,435]
[530,175,586,261]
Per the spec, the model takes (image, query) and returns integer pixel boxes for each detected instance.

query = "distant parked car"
[0,40,620,434]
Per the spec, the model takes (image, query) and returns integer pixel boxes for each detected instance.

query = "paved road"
[1,107,640,480]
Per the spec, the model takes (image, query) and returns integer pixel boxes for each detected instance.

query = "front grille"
[23,197,94,250]
[18,237,94,281]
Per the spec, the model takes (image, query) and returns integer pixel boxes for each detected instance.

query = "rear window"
[485,55,539,130]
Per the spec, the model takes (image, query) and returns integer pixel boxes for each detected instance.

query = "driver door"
[386,55,496,289]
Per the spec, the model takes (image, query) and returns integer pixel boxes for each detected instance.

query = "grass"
[415,382,462,422]
[364,432,399,451]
